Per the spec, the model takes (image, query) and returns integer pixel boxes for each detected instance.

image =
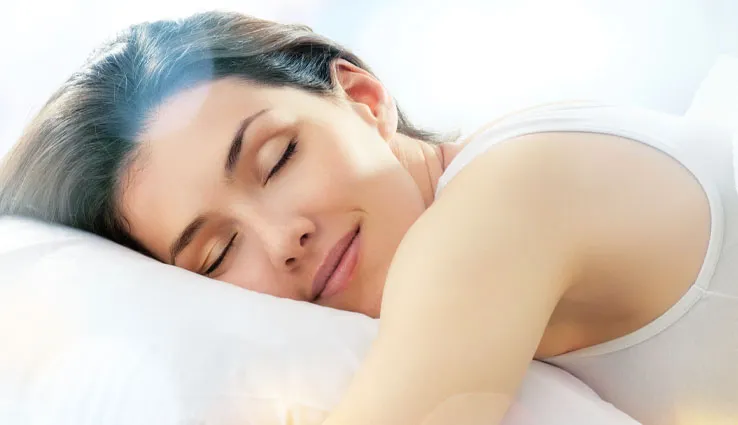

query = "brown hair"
[0,10,441,255]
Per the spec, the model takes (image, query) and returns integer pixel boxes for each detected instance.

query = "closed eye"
[205,233,238,276]
[266,138,298,181]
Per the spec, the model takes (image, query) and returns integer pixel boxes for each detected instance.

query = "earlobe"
[331,58,398,141]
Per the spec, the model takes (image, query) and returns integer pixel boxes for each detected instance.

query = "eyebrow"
[225,108,271,180]
[169,215,206,265]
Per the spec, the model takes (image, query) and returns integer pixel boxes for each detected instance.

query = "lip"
[312,226,361,301]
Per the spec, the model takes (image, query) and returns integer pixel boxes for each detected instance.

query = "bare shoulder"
[435,130,599,231]
[437,130,711,354]
[322,131,711,424]
[438,129,708,240]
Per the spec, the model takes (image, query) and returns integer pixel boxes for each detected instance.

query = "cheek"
[283,148,364,207]
[221,249,300,299]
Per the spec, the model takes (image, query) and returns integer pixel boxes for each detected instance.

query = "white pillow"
[0,217,639,425]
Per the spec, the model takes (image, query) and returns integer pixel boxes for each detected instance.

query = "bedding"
[0,217,638,424]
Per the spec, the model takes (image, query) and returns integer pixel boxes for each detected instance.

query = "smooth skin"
[323,129,710,424]
[121,60,710,424]
[123,60,454,318]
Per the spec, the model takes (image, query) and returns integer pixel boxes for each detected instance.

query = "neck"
[387,134,460,207]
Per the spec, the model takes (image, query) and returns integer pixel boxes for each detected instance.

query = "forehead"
[146,78,273,139]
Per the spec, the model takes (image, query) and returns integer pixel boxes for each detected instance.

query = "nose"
[255,215,315,271]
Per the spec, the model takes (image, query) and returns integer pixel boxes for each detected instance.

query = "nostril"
[300,233,309,247]
[286,257,296,267]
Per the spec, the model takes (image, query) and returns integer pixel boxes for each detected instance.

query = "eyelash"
[205,232,238,276]
[266,138,298,182]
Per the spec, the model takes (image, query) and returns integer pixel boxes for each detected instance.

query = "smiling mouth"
[312,226,361,301]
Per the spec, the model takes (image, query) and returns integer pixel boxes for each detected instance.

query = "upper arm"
[324,133,589,425]
[323,129,710,425]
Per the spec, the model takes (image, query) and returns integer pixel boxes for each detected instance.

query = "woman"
[1,10,736,425]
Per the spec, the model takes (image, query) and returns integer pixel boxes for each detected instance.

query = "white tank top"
[435,102,738,425]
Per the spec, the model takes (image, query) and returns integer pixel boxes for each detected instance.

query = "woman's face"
[120,66,427,317]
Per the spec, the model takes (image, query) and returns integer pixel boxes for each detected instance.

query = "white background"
[1,0,737,156]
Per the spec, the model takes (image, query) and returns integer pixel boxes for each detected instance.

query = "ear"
[331,58,398,141]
